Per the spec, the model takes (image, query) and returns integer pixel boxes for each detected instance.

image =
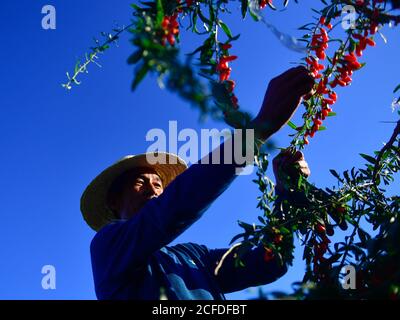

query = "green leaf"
[208,3,215,30]
[131,63,149,91]
[297,174,303,189]
[358,228,371,243]
[238,220,255,233]
[268,0,277,10]
[241,0,248,19]
[343,170,350,182]
[287,121,297,130]
[298,25,313,31]
[227,34,241,42]
[218,20,233,39]
[393,84,400,94]
[326,253,342,264]
[139,1,156,9]
[99,44,110,52]
[229,232,245,245]
[74,60,81,74]
[197,7,212,27]
[249,6,261,21]
[199,35,216,63]
[130,3,142,10]
[127,50,143,65]
[186,44,204,56]
[360,153,376,164]
[349,38,356,53]
[156,0,164,28]
[258,216,266,224]
[329,169,341,180]
[190,10,200,34]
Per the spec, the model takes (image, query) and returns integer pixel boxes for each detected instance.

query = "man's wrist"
[248,117,276,142]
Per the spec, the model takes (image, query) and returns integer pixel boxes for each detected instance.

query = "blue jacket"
[90,143,289,300]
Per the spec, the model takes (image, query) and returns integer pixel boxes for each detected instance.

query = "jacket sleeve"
[203,187,301,293]
[204,245,289,293]
[90,136,249,288]
[205,181,330,293]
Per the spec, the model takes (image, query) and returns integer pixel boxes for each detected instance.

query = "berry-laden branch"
[62,22,134,90]
[372,120,400,182]
[64,0,400,299]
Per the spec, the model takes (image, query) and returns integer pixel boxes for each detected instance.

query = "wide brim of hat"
[80,152,187,232]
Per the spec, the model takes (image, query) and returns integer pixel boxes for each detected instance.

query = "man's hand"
[251,66,314,141]
[273,150,348,231]
[273,149,311,195]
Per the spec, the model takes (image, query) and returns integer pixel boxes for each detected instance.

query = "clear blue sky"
[0,0,399,299]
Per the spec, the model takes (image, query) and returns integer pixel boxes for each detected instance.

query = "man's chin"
[137,196,158,210]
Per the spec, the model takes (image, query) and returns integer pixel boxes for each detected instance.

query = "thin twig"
[338,215,362,272]
[372,120,400,182]
[63,22,135,89]
[214,242,242,276]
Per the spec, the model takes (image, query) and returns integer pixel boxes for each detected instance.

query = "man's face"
[113,170,164,220]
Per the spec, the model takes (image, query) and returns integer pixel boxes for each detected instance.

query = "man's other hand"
[273,149,311,195]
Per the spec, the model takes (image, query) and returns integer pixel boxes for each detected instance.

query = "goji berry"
[315,223,326,235]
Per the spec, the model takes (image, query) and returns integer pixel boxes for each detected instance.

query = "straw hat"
[80,152,187,231]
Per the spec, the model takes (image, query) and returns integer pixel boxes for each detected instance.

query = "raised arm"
[91,136,251,281]
[90,66,314,287]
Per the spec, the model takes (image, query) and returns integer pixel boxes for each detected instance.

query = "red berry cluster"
[216,54,237,81]
[353,33,376,57]
[175,0,195,12]
[330,52,360,88]
[217,43,239,109]
[301,17,335,143]
[306,56,324,79]
[302,9,379,145]
[270,227,284,245]
[311,224,332,279]
[263,247,275,262]
[303,76,335,143]
[259,0,273,9]
[161,14,179,46]
[355,1,383,33]
[329,30,376,90]
[224,79,238,109]
[160,0,199,46]
[160,3,241,112]
[262,228,285,263]
[310,17,332,60]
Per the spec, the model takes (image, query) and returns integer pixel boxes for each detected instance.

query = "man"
[81,66,314,300]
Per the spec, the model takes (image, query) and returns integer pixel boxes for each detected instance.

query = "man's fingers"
[270,66,312,90]
[275,150,303,164]
[297,160,308,168]
[298,160,311,177]
[271,66,305,84]
[274,151,310,174]
[279,84,312,114]
[294,151,304,161]
[289,73,315,97]
[277,70,315,107]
